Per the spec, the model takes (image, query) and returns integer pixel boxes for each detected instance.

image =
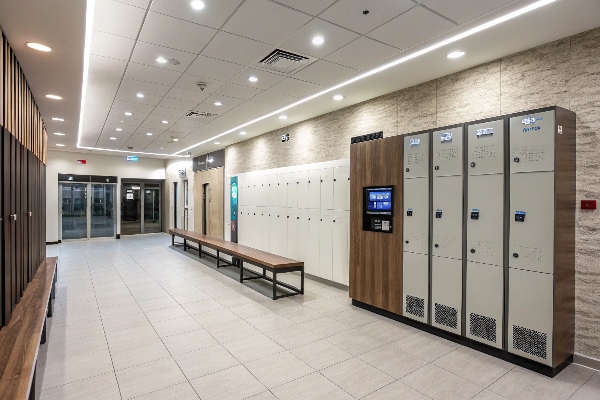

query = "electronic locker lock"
[514,157,520,163]
[434,244,439,248]
[471,162,476,168]
[515,211,526,222]
[471,209,480,220]
[470,248,476,253]
[434,166,439,170]
[435,209,442,218]
[513,253,519,258]
[406,208,413,217]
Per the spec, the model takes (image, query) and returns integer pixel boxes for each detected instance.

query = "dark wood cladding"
[349,136,404,315]
[553,107,576,368]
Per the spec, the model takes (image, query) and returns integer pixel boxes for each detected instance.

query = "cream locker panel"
[269,175,278,207]
[257,209,270,252]
[256,176,269,207]
[467,174,504,266]
[509,172,555,274]
[238,177,248,207]
[466,262,503,349]
[269,208,280,255]
[403,252,429,323]
[468,119,504,176]
[277,208,289,257]
[247,177,256,207]
[404,132,430,178]
[308,170,321,209]
[287,209,298,260]
[238,206,248,246]
[306,210,321,276]
[247,207,257,249]
[297,171,309,209]
[510,110,555,174]
[277,174,288,208]
[508,268,554,366]
[320,168,335,210]
[333,165,350,211]
[403,177,429,255]
[432,175,463,259]
[296,209,309,264]
[287,172,299,209]
[319,212,334,280]
[332,212,349,286]
[433,126,463,177]
[431,256,463,335]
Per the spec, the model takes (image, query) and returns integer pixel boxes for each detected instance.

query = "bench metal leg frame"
[238,261,304,300]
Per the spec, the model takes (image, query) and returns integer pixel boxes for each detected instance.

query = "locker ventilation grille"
[405,233,427,249]
[471,145,499,160]
[407,152,425,165]
[513,325,547,359]
[470,313,497,343]
[435,303,458,329]
[514,246,542,263]
[473,241,494,258]
[513,146,548,163]
[436,148,460,162]
[433,236,456,250]
[406,295,425,318]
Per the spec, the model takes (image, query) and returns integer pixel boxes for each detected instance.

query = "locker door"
[269,175,278,207]
[320,168,334,210]
[433,126,463,177]
[509,172,555,274]
[332,212,349,286]
[277,175,288,208]
[277,208,288,257]
[403,178,429,255]
[403,252,429,323]
[296,209,309,263]
[307,210,320,275]
[269,208,279,255]
[238,177,247,206]
[468,119,504,176]
[287,209,298,259]
[431,256,463,335]
[466,262,503,349]
[333,165,350,211]
[510,110,555,174]
[238,206,247,245]
[247,207,257,249]
[319,212,334,280]
[308,170,321,209]
[257,176,268,207]
[432,175,463,259]
[287,172,299,209]
[257,209,269,251]
[467,174,504,266]
[297,171,309,209]
[248,177,256,207]
[404,132,429,179]
[508,268,553,366]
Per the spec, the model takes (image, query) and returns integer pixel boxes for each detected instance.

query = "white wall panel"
[321,168,335,210]
[333,165,350,211]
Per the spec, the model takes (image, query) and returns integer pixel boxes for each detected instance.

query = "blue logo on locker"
[409,138,420,147]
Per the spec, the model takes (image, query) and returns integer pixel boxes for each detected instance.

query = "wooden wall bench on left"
[0,257,57,400]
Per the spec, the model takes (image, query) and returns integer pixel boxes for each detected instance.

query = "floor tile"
[246,313,296,332]
[434,347,514,387]
[570,371,600,400]
[42,349,114,390]
[151,315,202,337]
[362,381,430,400]
[39,372,120,400]
[192,308,241,328]
[105,325,159,348]
[271,372,353,400]
[391,330,458,362]
[230,303,272,319]
[144,305,190,323]
[326,329,385,356]
[320,358,395,399]
[472,390,508,400]
[115,357,187,399]
[359,343,428,379]
[245,351,315,389]
[245,391,278,400]
[189,365,267,400]
[223,333,286,363]
[299,317,351,339]
[110,338,171,370]
[304,298,352,315]
[276,305,324,323]
[41,332,108,365]
[173,344,240,379]
[356,319,416,343]
[289,339,353,370]
[400,364,484,400]
[182,299,226,315]
[263,325,323,349]
[131,382,200,399]
[161,328,219,355]
[328,308,380,328]
[205,319,263,343]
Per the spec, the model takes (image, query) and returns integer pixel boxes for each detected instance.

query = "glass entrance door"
[60,183,117,240]
[121,184,142,235]
[61,183,88,240]
[91,184,116,238]
[144,185,161,233]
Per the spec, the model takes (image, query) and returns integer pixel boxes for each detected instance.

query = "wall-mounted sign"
[77,160,86,164]
[131,186,141,190]
[126,193,134,199]
[281,134,290,142]
[126,156,139,161]
[230,176,238,243]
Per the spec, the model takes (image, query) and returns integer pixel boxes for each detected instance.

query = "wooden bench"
[169,229,304,300]
[0,257,58,400]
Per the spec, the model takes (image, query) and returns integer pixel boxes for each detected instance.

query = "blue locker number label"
[409,138,420,147]
[407,208,413,217]
[471,209,480,220]
[515,211,526,222]
[435,209,442,218]
[440,132,453,142]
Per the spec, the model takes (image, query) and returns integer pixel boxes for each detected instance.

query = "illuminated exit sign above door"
[126,156,139,162]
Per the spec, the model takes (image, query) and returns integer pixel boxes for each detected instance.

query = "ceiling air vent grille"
[254,49,316,75]
[185,111,219,118]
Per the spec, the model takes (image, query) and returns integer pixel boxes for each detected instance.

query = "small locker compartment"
[296,209,309,264]
[432,175,463,259]
[247,177,256,207]
[404,132,430,179]
[320,168,335,210]
[509,172,555,274]
[257,209,270,252]
[238,206,248,245]
[319,211,334,280]
[333,165,350,211]
[467,174,504,266]
[257,176,268,207]
[306,209,321,276]
[510,110,556,174]
[269,175,278,207]
[238,177,248,207]
[508,268,554,366]
[332,211,349,286]
[308,170,321,209]
[277,174,289,208]
[287,209,298,260]
[433,126,463,177]
[403,177,429,255]
[269,208,286,256]
[466,262,503,349]
[403,251,429,324]
[287,172,299,208]
[467,119,504,176]
[431,256,463,335]
[297,171,309,209]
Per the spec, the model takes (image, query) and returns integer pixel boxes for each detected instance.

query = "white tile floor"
[38,234,600,400]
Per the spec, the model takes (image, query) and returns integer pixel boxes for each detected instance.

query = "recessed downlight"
[116,128,122,131]
[156,56,168,64]
[248,76,258,82]
[191,0,205,10]
[110,137,117,140]
[172,137,180,142]
[332,94,344,101]
[27,42,52,52]
[46,94,62,100]
[162,120,169,124]
[447,51,466,59]
[312,36,325,45]
[240,131,247,135]
[56,144,65,147]
[214,101,223,106]
[279,115,288,120]
[146,133,153,136]
[125,112,133,116]
[53,132,65,136]
[52,117,64,121]
[214,142,220,145]
[136,93,144,98]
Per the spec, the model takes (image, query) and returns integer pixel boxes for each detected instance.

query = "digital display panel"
[365,187,393,215]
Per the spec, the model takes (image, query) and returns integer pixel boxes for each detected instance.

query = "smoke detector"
[197,82,207,91]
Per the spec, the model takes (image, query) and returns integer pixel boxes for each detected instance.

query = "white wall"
[46,150,167,242]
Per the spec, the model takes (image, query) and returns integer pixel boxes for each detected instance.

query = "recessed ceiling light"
[279,115,288,120]
[56,144,65,147]
[172,137,180,142]
[332,95,344,101]
[156,56,168,63]
[46,94,62,100]
[53,132,65,136]
[447,51,466,59]
[52,117,64,121]
[27,42,52,52]
[136,93,144,98]
[214,142,220,145]
[191,0,205,10]
[312,36,325,45]
[125,112,133,116]
[160,147,164,149]
[146,133,153,136]
[110,137,116,140]
[248,76,258,82]
[240,131,247,135]
[162,120,169,124]
[116,128,122,131]
[214,101,223,106]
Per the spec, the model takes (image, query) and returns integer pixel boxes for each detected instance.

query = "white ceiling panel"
[267,78,322,97]
[222,0,312,46]
[138,12,217,53]
[174,74,225,94]
[168,123,197,134]
[279,18,360,58]
[174,117,211,128]
[88,55,128,77]
[90,31,135,61]
[229,67,286,90]
[200,94,245,112]
[124,63,182,86]
[115,91,163,106]
[273,0,337,16]
[233,100,276,115]
[152,106,188,118]
[202,31,275,66]
[325,36,399,70]
[144,113,176,124]
[150,0,244,30]
[93,0,146,39]
[368,6,456,50]
[292,60,356,86]
[87,73,121,89]
[214,83,262,100]
[157,97,200,111]
[421,0,514,24]
[251,90,298,107]
[186,55,246,82]
[112,99,156,113]
[120,78,172,97]
[86,84,119,100]
[113,0,151,9]
[130,42,197,72]
[165,87,210,103]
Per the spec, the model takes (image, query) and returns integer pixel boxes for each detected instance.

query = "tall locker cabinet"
[431,126,463,335]
[403,132,430,324]
[507,108,575,368]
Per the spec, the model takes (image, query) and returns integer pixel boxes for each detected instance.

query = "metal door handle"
[513,253,519,258]
[470,248,475,253]
[405,240,409,244]
[434,244,439,248]
[28,212,32,217]
[471,162,476,168]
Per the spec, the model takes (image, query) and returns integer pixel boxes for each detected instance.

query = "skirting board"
[46,241,61,245]
[574,353,600,372]
[305,273,348,291]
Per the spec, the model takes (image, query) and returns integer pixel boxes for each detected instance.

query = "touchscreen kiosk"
[363,186,394,233]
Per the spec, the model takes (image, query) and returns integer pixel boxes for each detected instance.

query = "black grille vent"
[255,49,315,75]
[405,295,424,318]
[513,325,547,359]
[470,313,497,343]
[351,131,383,144]
[434,303,458,329]
[185,111,218,118]
[260,49,309,64]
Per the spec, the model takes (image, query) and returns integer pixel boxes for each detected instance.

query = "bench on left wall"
[0,257,58,400]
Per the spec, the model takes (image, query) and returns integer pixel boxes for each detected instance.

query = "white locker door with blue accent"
[319,211,334,280]
[332,211,349,286]
[308,170,321,209]
[320,168,335,210]
[333,165,350,211]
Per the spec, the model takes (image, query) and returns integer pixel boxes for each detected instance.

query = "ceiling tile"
[268,78,322,97]
[368,6,456,50]
[279,18,360,59]
[200,94,245,112]
[320,0,415,35]
[112,99,156,113]
[222,0,312,46]
[115,91,163,106]
[233,100,276,115]
[251,90,298,107]
[202,31,274,65]
[292,60,356,86]
[175,117,212,128]
[174,73,225,94]
[421,0,513,24]
[325,36,399,70]
[115,0,151,9]
[138,11,217,53]
[157,97,200,111]
[186,55,246,82]
[94,0,146,39]
[214,83,262,100]
[273,0,337,16]
[88,55,128,77]
[144,113,177,124]
[91,31,135,61]
[119,78,172,97]
[150,0,244,30]
[87,73,121,89]
[165,87,210,103]
[131,42,197,72]
[153,106,187,118]
[124,63,182,86]
[229,67,286,90]
[108,108,150,121]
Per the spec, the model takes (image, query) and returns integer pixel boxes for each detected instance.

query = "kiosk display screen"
[365,187,393,215]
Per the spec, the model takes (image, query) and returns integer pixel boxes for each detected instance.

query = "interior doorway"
[121,181,162,235]
[60,182,116,240]
[173,182,178,229]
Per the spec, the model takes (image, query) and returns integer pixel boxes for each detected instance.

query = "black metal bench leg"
[199,244,202,258]
[272,272,277,300]
[217,250,220,268]
[172,234,174,246]
[183,239,187,251]
[239,260,244,283]
[301,267,305,294]
[40,318,47,344]
[47,296,53,318]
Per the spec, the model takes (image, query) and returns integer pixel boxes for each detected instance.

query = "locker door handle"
[434,244,439,248]
[405,240,409,244]
[470,248,476,253]
[405,168,410,172]
[471,162,476,168]
[514,157,520,163]
[513,253,519,258]
[434,166,439,170]
[334,179,337,182]
[28,212,32,217]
